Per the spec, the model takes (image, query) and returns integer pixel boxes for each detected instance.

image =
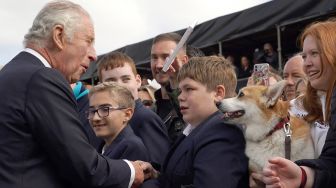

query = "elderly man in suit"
[0,1,145,188]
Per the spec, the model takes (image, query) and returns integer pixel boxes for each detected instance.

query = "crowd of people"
[1,1,336,188]
[227,42,279,79]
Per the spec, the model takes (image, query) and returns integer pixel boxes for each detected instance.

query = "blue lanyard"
[72,82,89,100]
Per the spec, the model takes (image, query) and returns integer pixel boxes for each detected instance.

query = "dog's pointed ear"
[265,80,288,107]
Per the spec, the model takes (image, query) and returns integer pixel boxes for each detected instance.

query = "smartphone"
[253,63,269,86]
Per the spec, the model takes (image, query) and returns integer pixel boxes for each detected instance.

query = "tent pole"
[218,41,222,56]
[276,24,282,73]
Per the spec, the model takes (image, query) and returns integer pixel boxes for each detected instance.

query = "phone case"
[253,63,269,85]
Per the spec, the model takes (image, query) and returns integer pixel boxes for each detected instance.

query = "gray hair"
[23,0,91,48]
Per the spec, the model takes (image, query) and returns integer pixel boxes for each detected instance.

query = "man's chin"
[69,76,81,84]
[155,77,169,86]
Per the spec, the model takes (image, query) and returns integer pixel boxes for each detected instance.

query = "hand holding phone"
[252,63,269,86]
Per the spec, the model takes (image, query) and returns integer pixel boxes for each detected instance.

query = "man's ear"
[214,85,226,102]
[52,24,66,50]
[182,54,189,65]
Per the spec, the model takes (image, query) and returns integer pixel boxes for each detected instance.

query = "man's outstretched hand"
[130,161,144,188]
[131,161,160,188]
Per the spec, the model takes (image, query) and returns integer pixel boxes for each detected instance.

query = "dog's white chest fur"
[246,129,314,172]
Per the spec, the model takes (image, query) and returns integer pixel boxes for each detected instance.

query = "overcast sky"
[0,0,270,65]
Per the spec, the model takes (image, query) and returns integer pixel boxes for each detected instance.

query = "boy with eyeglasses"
[97,51,170,170]
[87,82,149,161]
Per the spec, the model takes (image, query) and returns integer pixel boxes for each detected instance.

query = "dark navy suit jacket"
[129,99,170,168]
[0,52,131,188]
[103,125,149,162]
[143,111,249,188]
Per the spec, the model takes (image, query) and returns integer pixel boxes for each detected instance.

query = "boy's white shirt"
[289,92,329,158]
[183,124,193,136]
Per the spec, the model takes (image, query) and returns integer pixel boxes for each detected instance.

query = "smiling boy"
[88,82,149,161]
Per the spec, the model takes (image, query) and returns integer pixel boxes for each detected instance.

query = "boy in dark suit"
[143,56,249,188]
[97,52,170,169]
[88,82,149,161]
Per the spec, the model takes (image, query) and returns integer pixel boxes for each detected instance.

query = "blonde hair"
[138,85,156,102]
[89,82,135,109]
[177,55,237,98]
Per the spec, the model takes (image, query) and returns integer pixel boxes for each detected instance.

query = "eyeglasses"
[142,100,153,107]
[86,106,126,119]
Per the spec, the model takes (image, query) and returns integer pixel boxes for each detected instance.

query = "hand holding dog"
[262,157,302,188]
[250,172,265,188]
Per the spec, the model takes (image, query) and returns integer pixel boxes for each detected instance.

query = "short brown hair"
[97,51,137,82]
[89,82,135,109]
[152,32,186,52]
[177,56,237,97]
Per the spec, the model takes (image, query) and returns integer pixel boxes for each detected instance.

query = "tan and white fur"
[217,80,314,173]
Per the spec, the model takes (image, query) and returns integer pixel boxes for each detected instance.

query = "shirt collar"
[24,48,51,68]
[183,123,194,136]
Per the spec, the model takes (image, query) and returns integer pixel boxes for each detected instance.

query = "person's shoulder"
[27,68,70,94]
[197,111,243,135]
[122,126,144,143]
[121,135,146,149]
[192,113,245,148]
[24,67,75,103]
[36,67,66,80]
[118,127,148,151]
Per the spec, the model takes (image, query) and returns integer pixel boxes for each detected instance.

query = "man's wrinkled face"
[57,15,97,83]
[283,55,306,100]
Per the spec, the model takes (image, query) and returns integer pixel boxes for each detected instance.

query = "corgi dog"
[217,80,314,173]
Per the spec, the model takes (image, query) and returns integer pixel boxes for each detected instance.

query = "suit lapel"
[162,111,222,171]
[162,134,186,170]
[103,126,130,156]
